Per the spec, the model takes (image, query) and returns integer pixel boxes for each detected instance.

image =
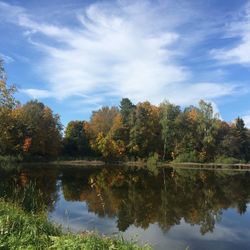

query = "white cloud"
[21,89,52,99]
[242,114,250,128]
[0,0,237,107]
[211,2,250,66]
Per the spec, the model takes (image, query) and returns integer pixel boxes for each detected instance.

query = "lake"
[1,164,250,250]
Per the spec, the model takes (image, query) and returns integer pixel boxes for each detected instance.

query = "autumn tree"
[0,59,19,155]
[89,107,125,161]
[89,106,119,136]
[18,100,62,158]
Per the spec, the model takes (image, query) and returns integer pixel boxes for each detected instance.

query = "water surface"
[1,165,250,250]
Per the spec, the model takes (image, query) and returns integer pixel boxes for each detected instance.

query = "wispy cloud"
[0,0,238,107]
[0,53,14,63]
[211,2,250,66]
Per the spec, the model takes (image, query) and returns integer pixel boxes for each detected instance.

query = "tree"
[159,101,181,160]
[0,59,19,155]
[128,101,161,158]
[120,98,135,126]
[215,121,239,159]
[176,101,219,162]
[18,100,62,158]
[196,100,219,161]
[94,132,125,161]
[234,117,250,161]
[89,107,125,160]
[89,106,119,136]
[63,121,91,157]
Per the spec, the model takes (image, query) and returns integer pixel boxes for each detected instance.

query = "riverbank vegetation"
[1,58,250,164]
[0,200,150,250]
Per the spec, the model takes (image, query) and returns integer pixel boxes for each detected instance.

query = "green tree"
[215,121,239,159]
[196,100,220,161]
[63,121,91,157]
[119,98,135,154]
[234,117,250,161]
[120,98,135,125]
[128,101,161,158]
[159,101,181,160]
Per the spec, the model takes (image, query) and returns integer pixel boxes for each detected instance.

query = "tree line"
[1,59,250,163]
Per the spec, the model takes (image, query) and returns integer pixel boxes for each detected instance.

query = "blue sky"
[0,0,250,127]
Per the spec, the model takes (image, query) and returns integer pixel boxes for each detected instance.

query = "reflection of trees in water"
[0,166,59,212]
[2,166,249,234]
[61,168,250,235]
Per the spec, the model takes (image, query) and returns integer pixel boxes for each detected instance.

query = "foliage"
[172,151,200,163]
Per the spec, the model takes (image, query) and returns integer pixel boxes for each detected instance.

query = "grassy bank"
[0,200,151,250]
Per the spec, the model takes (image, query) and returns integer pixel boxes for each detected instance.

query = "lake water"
[1,164,250,250]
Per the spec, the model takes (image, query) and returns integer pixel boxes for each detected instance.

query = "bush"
[172,151,200,163]
[214,156,243,164]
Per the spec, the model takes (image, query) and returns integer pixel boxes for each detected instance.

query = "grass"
[0,200,60,249]
[0,200,151,250]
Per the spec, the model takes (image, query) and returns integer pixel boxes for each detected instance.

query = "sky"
[0,0,250,127]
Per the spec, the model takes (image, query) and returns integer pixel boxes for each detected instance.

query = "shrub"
[214,156,243,164]
[172,151,200,163]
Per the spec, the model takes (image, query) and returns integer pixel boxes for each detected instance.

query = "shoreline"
[20,160,250,170]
